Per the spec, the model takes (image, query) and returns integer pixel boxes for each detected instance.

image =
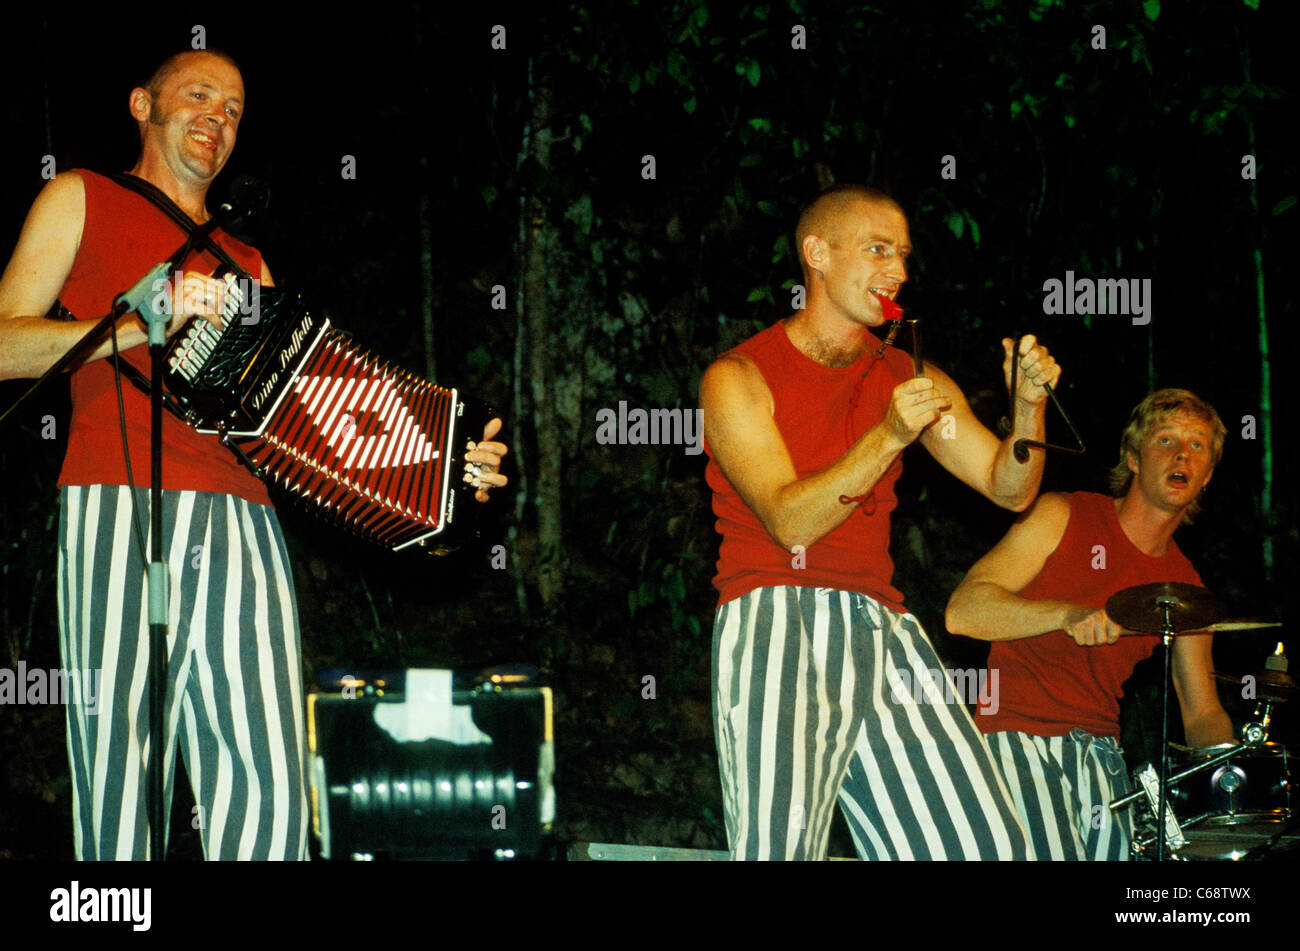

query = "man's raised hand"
[885,376,952,448]
[1001,334,1061,407]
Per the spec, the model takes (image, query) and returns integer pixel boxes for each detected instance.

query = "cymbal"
[1105,582,1224,634]
[1121,618,1284,636]
[1212,670,1297,703]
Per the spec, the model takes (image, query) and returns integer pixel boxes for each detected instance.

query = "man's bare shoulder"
[1012,491,1076,539]
[701,350,771,413]
[1017,490,1072,521]
[0,172,86,316]
[36,170,87,213]
[22,171,87,250]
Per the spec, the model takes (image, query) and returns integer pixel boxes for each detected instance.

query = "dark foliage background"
[0,0,1294,866]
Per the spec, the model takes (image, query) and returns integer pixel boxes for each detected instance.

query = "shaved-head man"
[0,50,507,859]
[700,183,1060,859]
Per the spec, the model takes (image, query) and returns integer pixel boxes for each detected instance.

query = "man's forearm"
[766,422,907,550]
[1182,709,1235,748]
[0,314,147,380]
[987,398,1048,510]
[946,579,1075,641]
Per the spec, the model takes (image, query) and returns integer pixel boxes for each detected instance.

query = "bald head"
[142,49,242,99]
[795,184,903,281]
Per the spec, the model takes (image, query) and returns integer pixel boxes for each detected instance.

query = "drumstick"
[1206,620,1283,631]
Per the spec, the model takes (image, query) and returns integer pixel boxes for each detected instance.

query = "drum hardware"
[1215,643,1293,745]
[1119,735,1270,859]
[1126,762,1189,855]
[1164,742,1293,860]
[1239,813,1300,860]
[1112,641,1295,860]
[1104,582,1226,861]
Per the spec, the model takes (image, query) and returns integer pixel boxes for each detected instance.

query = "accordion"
[161,271,490,553]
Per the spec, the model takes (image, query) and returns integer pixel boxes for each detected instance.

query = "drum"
[1166,743,1296,859]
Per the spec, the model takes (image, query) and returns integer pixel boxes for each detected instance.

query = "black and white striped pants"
[56,485,309,860]
[712,586,1029,860]
[986,729,1133,860]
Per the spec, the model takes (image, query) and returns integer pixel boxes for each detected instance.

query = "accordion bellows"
[164,278,484,552]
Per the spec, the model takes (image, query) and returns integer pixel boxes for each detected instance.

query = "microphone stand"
[137,274,173,863]
[0,235,210,862]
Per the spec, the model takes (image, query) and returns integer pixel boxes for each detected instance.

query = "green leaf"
[747,117,772,133]
[757,200,778,216]
[746,286,768,303]
[739,152,761,167]
[1272,195,1297,216]
[1244,0,1259,9]
[746,59,761,87]
[667,49,688,85]
[669,570,686,603]
[965,212,981,247]
[682,96,698,114]
[1064,114,1075,128]
[1143,0,1160,20]
[481,185,497,209]
[792,137,809,158]
[946,211,964,240]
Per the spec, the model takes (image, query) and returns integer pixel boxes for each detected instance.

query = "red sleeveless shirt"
[56,170,272,506]
[978,491,1202,739]
[704,320,914,611]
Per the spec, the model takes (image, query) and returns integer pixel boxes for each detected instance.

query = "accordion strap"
[104,171,253,280]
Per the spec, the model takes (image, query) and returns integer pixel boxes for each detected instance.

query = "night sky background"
[0,0,1295,900]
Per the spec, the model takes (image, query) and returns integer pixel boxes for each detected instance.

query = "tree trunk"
[520,71,565,608]
[418,157,437,383]
[1239,35,1274,581]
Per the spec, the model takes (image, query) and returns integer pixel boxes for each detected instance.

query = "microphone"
[216,176,271,228]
